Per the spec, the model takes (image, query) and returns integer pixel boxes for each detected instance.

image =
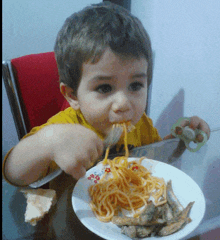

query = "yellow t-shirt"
[3,107,161,186]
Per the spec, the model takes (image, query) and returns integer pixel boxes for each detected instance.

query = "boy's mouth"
[111,121,135,133]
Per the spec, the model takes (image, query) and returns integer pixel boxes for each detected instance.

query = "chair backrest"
[2,52,70,140]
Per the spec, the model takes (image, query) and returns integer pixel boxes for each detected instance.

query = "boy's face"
[67,49,148,136]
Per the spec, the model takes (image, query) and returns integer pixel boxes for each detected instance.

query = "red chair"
[2,52,70,140]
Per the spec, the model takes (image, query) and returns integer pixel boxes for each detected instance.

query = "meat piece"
[158,217,191,236]
[151,203,170,223]
[112,201,157,226]
[121,226,136,238]
[112,215,141,226]
[153,203,173,222]
[136,226,155,238]
[159,219,186,236]
[158,201,194,236]
[168,201,194,224]
[112,215,166,226]
[166,180,184,217]
[139,201,156,222]
[154,204,166,221]
[163,203,173,221]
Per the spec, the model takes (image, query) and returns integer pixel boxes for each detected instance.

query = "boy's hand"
[164,116,210,141]
[48,124,104,180]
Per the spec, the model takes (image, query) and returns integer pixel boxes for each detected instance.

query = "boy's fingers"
[71,162,86,180]
[163,134,176,140]
[180,116,210,140]
[88,138,104,167]
[188,116,201,130]
[167,116,210,140]
[75,166,86,180]
[96,138,104,157]
[88,148,99,168]
[195,134,204,143]
[189,116,210,139]
[180,118,190,127]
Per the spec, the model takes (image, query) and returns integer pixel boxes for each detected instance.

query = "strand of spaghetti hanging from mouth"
[103,121,134,164]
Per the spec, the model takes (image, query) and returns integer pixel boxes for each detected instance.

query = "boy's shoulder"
[136,113,154,129]
[47,107,80,124]
[22,108,80,139]
[134,113,162,144]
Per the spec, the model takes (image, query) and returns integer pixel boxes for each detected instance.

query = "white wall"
[2,0,101,160]
[132,0,220,138]
[3,0,220,155]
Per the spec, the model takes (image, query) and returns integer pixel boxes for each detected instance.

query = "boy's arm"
[4,126,54,186]
[4,124,104,187]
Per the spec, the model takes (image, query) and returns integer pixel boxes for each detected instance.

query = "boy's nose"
[112,92,132,114]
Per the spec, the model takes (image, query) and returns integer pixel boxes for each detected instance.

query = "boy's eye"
[95,84,112,94]
[129,82,144,92]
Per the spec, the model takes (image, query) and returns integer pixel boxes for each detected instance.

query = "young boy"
[3,2,210,239]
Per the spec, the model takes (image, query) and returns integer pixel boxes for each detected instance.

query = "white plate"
[72,158,206,240]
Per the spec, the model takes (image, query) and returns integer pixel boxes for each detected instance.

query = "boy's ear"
[60,83,80,110]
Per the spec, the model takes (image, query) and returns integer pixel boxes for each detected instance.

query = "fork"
[29,125,123,188]
[103,125,124,150]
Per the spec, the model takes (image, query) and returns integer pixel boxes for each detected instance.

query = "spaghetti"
[88,123,167,222]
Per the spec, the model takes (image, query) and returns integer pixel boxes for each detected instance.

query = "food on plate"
[88,123,195,238]
[89,156,167,222]
[112,181,194,238]
[112,201,156,226]
[20,188,56,226]
[166,180,184,217]
[158,200,194,236]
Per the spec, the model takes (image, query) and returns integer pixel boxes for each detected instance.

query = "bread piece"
[20,188,56,226]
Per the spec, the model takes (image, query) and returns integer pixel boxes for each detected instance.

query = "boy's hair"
[54,2,153,95]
